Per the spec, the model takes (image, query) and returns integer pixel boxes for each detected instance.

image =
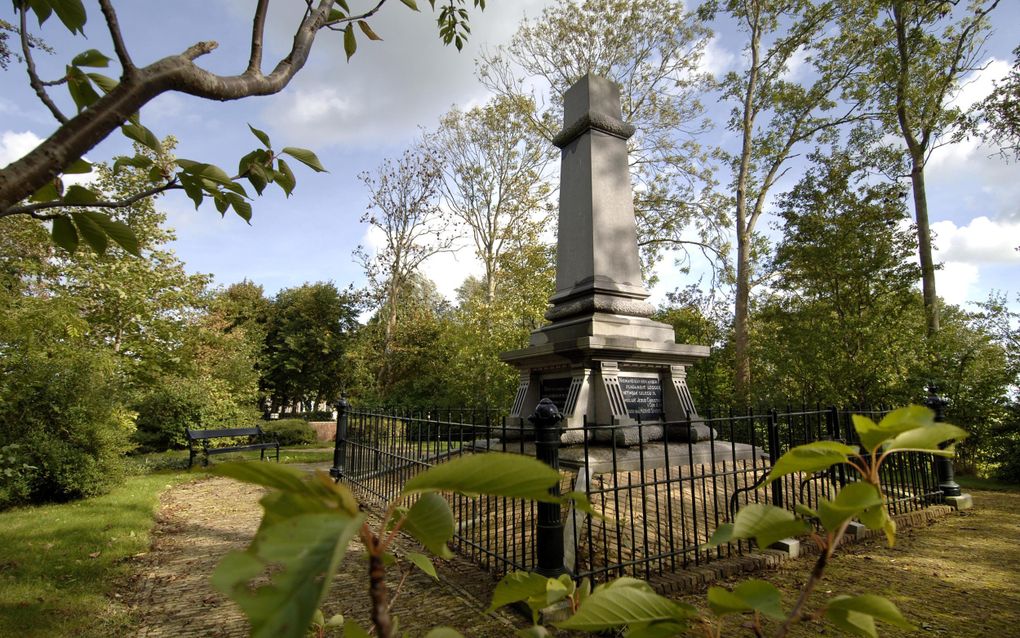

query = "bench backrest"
[187,427,263,440]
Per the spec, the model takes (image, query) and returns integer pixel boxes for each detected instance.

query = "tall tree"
[357,144,453,360]
[431,95,554,302]
[758,143,923,404]
[0,0,487,250]
[858,0,999,338]
[262,282,361,412]
[713,0,872,403]
[479,0,726,278]
[48,146,210,389]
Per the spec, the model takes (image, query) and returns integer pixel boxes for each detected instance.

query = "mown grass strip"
[0,472,190,638]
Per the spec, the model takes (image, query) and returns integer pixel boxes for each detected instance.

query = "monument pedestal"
[500,75,710,445]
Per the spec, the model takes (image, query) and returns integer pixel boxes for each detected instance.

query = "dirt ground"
[118,469,1020,637]
[677,489,1020,637]
[118,465,522,637]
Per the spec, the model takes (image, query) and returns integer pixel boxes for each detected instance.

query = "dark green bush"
[0,299,133,507]
[132,378,205,451]
[263,419,317,446]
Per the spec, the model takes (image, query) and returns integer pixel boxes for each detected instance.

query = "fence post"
[530,398,566,578]
[767,409,783,508]
[330,397,349,482]
[924,385,962,500]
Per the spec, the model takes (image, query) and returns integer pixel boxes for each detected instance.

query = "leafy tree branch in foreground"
[0,0,486,251]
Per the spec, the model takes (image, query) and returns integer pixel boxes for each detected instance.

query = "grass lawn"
[0,472,191,638]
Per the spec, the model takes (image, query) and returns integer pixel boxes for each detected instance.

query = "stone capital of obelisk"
[545,74,655,322]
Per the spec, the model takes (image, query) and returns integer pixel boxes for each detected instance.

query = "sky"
[1,0,1018,313]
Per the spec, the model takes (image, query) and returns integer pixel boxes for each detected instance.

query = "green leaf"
[178,173,204,209]
[708,504,809,550]
[62,184,99,205]
[248,123,272,149]
[853,405,934,451]
[400,0,419,10]
[26,0,53,27]
[199,163,235,185]
[405,551,438,580]
[886,422,968,454]
[859,500,896,546]
[51,0,87,34]
[87,72,119,93]
[30,181,60,203]
[276,158,296,196]
[208,462,312,493]
[358,20,382,40]
[121,123,162,152]
[826,594,914,637]
[343,24,357,61]
[554,582,695,632]
[342,619,372,637]
[85,213,138,256]
[66,66,101,112]
[71,49,110,67]
[488,571,550,612]
[51,215,79,253]
[225,192,253,223]
[401,452,560,502]
[402,492,455,558]
[282,147,327,172]
[70,211,108,254]
[767,440,859,484]
[707,580,784,620]
[63,158,93,174]
[817,482,884,533]
[113,154,153,174]
[213,512,363,638]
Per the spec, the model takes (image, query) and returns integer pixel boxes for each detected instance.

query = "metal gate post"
[531,398,566,578]
[330,397,349,482]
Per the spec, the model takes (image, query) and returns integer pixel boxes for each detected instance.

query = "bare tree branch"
[19,6,68,124]
[98,0,135,72]
[4,179,182,220]
[247,0,271,74]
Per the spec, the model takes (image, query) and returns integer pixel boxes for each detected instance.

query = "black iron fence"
[331,403,942,583]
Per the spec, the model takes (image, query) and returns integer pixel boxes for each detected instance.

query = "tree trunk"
[909,154,940,338]
[734,228,752,405]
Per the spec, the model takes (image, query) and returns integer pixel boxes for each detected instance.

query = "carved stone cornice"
[552,111,636,149]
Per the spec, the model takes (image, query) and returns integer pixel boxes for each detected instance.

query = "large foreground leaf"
[212,511,364,638]
[401,453,560,502]
[708,503,809,550]
[767,440,860,483]
[555,579,696,632]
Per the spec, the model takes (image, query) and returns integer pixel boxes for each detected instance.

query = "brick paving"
[122,463,525,637]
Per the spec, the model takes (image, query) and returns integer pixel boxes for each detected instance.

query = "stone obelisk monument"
[501,75,710,444]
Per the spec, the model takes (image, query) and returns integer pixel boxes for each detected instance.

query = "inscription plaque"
[539,377,572,413]
[618,375,663,421]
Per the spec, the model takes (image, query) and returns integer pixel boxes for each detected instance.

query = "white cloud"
[0,130,43,168]
[1,129,95,188]
[932,216,1020,264]
[936,261,980,306]
[781,46,809,81]
[699,35,737,78]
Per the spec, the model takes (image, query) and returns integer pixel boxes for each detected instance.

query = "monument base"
[501,312,710,445]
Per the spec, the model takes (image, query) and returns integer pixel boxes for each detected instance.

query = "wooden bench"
[186,426,280,468]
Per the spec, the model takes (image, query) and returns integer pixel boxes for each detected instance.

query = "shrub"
[0,298,134,506]
[0,444,35,509]
[133,375,261,452]
[263,419,316,446]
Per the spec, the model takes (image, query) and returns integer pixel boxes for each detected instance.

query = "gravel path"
[121,464,524,637]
